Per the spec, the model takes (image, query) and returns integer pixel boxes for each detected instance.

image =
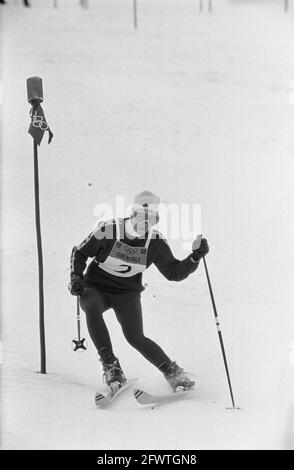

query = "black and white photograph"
[1,0,294,452]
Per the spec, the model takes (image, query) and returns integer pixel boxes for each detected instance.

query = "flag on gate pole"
[28,102,53,146]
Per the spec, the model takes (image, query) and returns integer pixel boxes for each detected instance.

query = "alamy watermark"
[92,196,202,251]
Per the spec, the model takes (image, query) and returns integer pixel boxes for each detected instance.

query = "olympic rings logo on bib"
[125,247,138,256]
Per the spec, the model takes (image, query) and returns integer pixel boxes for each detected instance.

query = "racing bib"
[97,220,152,278]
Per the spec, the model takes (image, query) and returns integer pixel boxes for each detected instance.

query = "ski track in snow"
[1,0,294,449]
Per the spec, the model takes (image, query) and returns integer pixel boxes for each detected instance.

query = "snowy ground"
[1,0,294,450]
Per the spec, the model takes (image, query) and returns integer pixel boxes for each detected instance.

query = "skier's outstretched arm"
[153,237,209,282]
[70,219,116,278]
[70,231,100,278]
[69,221,115,295]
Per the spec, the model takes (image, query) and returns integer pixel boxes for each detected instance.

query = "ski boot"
[102,358,126,395]
[162,361,195,392]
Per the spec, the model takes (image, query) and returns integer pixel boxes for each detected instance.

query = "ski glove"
[191,237,209,262]
[68,274,85,296]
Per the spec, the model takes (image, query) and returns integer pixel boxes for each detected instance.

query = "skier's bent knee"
[125,334,146,349]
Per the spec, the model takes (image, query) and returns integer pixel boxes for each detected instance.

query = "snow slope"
[1,0,294,449]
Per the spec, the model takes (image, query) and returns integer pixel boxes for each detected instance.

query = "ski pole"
[72,296,87,352]
[77,296,81,341]
[203,256,239,409]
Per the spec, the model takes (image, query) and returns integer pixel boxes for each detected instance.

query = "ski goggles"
[131,209,159,227]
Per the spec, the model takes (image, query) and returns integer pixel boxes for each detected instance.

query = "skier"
[69,191,209,392]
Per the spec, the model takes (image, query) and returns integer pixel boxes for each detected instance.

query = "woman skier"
[69,191,209,392]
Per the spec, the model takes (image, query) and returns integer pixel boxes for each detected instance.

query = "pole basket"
[71,337,88,352]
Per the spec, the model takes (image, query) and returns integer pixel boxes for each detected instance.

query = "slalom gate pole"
[33,135,46,374]
[27,76,53,374]
[203,256,238,409]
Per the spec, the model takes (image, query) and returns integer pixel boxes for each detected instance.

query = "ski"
[133,386,195,408]
[95,378,137,408]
